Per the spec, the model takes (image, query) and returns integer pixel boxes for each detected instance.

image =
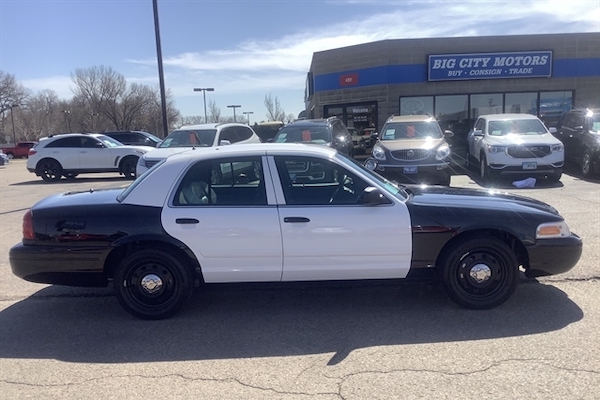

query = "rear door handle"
[284,217,310,223]
[176,218,199,224]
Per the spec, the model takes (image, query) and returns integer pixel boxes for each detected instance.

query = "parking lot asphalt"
[0,158,599,399]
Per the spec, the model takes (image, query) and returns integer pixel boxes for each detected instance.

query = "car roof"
[386,115,437,123]
[175,123,248,130]
[479,113,541,121]
[165,142,338,163]
[283,119,332,127]
[42,132,105,141]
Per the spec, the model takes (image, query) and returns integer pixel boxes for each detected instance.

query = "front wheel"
[120,157,138,179]
[113,249,194,319]
[479,154,495,183]
[37,159,63,182]
[441,237,519,309]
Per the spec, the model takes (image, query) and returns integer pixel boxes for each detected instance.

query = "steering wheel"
[329,174,348,204]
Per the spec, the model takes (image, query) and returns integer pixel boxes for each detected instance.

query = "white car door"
[270,155,412,281]
[79,137,115,169]
[161,156,283,283]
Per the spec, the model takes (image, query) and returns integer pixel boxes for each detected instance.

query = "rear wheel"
[36,159,63,182]
[441,237,519,309]
[120,157,138,179]
[113,249,193,320]
[581,149,594,178]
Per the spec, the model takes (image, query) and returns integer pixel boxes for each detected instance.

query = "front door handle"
[284,217,310,223]
[176,218,199,224]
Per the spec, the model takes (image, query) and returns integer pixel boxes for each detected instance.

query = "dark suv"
[551,108,600,177]
[103,131,162,147]
[272,117,354,157]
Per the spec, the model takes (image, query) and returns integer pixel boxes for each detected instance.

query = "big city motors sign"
[428,51,552,81]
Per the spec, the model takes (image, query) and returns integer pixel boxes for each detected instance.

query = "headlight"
[536,221,570,239]
[364,158,378,170]
[487,145,506,154]
[551,143,564,152]
[137,156,145,166]
[436,144,451,160]
[372,145,386,161]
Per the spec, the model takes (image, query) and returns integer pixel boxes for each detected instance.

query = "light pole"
[91,112,99,131]
[194,88,214,123]
[9,104,19,144]
[243,111,253,125]
[227,105,241,122]
[62,110,71,132]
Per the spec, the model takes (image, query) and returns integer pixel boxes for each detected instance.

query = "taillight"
[23,210,34,240]
[28,149,36,156]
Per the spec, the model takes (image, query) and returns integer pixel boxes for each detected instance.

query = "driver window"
[274,156,369,205]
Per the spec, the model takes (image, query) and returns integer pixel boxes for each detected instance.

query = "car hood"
[484,132,561,146]
[405,184,559,216]
[117,145,156,153]
[378,138,446,151]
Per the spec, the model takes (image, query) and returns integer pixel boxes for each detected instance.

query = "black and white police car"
[10,143,582,319]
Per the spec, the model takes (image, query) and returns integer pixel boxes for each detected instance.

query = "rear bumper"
[10,243,110,287]
[525,233,583,277]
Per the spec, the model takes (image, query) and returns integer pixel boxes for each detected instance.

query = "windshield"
[380,121,442,140]
[336,153,410,201]
[158,129,217,148]
[274,126,331,144]
[97,135,125,148]
[487,119,548,136]
[589,114,600,133]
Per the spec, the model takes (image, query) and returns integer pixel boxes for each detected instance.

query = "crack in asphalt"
[0,358,598,397]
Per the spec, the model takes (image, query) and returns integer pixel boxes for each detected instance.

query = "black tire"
[120,157,138,179]
[113,249,193,320]
[438,174,451,186]
[479,154,495,183]
[547,171,562,182]
[36,159,63,182]
[64,172,79,180]
[464,149,472,170]
[581,149,594,178]
[441,237,519,309]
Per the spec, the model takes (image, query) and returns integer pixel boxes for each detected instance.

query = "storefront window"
[435,95,469,137]
[400,97,433,116]
[505,92,538,115]
[539,91,573,127]
[470,94,503,119]
[324,103,378,135]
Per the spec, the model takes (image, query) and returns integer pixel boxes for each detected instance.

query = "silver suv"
[365,115,453,185]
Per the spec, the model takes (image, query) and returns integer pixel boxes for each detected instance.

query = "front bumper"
[368,159,451,184]
[524,233,583,278]
[10,243,110,287]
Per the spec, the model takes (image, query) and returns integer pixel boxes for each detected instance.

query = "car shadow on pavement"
[0,280,582,365]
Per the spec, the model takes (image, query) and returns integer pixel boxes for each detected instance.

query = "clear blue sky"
[1,0,599,123]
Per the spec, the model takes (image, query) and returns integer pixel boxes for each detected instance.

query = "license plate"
[522,162,537,170]
[403,166,418,174]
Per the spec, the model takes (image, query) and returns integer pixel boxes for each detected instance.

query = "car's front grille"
[507,145,551,158]
[391,149,430,161]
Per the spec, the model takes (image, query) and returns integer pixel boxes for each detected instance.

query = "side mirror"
[444,130,454,137]
[548,127,558,134]
[472,129,484,137]
[360,186,391,206]
[219,140,232,146]
[95,142,105,148]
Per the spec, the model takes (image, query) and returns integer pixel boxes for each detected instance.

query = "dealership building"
[304,32,600,142]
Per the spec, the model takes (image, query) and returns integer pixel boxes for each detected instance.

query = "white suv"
[466,113,564,183]
[27,133,155,182]
[136,123,262,176]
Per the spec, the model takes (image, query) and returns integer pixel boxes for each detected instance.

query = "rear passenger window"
[173,156,266,206]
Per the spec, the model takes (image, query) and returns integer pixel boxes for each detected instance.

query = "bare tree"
[0,70,30,115]
[264,93,286,122]
[207,99,221,123]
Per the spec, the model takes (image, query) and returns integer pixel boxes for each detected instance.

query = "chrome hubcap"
[469,264,492,283]
[140,274,163,294]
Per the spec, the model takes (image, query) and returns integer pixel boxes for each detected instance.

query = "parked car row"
[14,109,600,184]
